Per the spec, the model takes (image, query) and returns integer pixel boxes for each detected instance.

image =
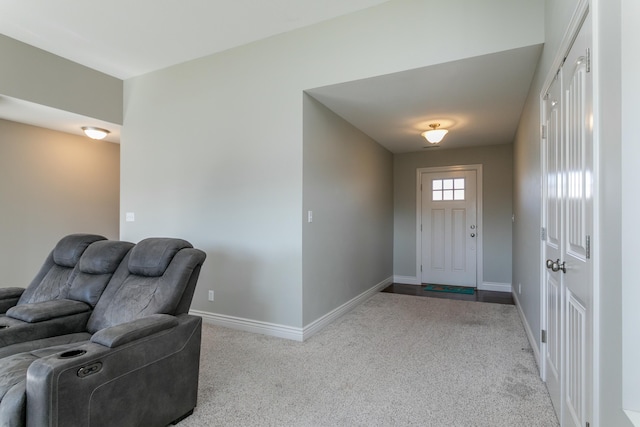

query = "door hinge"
[541,124,547,140]
[420,265,423,272]
[586,235,591,259]
[541,329,547,344]
[586,48,591,73]
[541,227,547,241]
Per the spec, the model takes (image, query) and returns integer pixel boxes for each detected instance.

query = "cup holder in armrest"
[59,349,87,359]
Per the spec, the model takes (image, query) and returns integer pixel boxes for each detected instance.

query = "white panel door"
[421,170,477,286]
[561,13,592,427]
[543,71,563,419]
[542,10,593,427]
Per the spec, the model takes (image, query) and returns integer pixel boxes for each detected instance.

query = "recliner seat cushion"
[0,355,32,426]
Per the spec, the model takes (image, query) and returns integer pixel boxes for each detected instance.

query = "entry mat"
[423,284,475,295]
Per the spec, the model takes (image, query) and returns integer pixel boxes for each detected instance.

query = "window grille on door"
[432,178,465,201]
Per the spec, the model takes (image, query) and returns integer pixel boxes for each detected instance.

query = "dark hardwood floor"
[381,283,514,305]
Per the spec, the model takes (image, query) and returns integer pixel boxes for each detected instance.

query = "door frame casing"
[416,164,483,287]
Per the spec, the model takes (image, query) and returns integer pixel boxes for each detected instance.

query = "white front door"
[421,169,477,286]
[542,10,593,427]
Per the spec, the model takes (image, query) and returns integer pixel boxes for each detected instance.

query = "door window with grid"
[432,178,465,201]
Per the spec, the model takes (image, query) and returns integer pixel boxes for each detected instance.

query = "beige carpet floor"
[180,292,559,426]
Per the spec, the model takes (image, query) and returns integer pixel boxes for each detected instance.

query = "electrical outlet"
[208,290,214,301]
[518,283,522,294]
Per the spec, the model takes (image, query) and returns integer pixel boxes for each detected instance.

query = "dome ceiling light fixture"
[81,126,110,140]
[421,123,448,144]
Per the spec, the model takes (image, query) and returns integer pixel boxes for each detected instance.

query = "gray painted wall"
[121,0,543,329]
[0,35,122,124]
[513,0,633,424]
[302,95,393,326]
[393,144,513,285]
[0,119,120,288]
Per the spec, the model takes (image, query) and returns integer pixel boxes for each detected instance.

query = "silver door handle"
[556,261,566,273]
[546,258,566,273]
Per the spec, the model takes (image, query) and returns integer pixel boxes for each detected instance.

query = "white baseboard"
[393,275,420,285]
[191,276,393,342]
[191,309,305,341]
[478,282,512,292]
[303,276,393,341]
[512,290,541,369]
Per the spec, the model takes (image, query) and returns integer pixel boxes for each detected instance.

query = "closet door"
[560,12,593,427]
[543,71,563,419]
[542,10,593,427]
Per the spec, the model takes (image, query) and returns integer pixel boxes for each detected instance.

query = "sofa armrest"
[0,287,24,299]
[90,314,179,348]
[26,314,202,427]
[6,299,90,323]
[0,287,24,314]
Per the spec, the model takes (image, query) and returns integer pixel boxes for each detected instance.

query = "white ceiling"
[0,1,542,152]
[307,45,543,153]
[0,0,391,80]
[0,95,121,143]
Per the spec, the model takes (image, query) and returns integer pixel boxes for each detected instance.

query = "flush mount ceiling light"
[421,123,449,144]
[81,126,110,140]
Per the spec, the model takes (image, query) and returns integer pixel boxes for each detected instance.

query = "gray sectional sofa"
[0,234,206,426]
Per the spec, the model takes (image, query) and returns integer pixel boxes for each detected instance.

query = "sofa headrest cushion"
[128,238,193,277]
[52,234,107,268]
[79,240,135,274]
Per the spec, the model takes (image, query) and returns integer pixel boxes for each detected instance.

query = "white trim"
[538,74,548,384]
[590,1,601,425]
[191,309,305,341]
[415,164,483,287]
[302,276,392,340]
[513,289,541,369]
[624,410,640,427]
[191,276,393,342]
[393,275,420,285]
[478,282,512,293]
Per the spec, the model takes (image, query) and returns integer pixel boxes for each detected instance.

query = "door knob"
[545,258,566,273]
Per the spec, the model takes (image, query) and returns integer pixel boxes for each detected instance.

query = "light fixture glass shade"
[422,128,448,144]
[82,126,110,140]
